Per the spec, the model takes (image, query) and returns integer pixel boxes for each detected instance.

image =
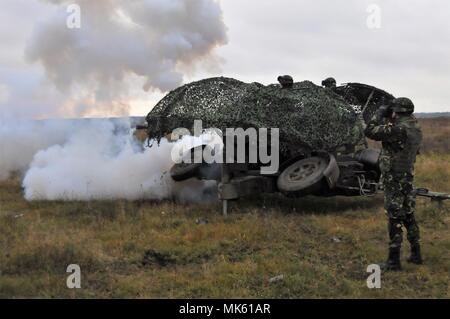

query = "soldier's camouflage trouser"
[383,172,420,249]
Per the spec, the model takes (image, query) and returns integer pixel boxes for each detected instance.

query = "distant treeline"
[131,113,450,123]
[36,114,449,128]
[415,112,450,118]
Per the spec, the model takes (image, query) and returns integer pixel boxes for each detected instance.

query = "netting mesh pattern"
[146,77,361,154]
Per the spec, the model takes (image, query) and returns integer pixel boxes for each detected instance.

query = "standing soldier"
[364,97,423,271]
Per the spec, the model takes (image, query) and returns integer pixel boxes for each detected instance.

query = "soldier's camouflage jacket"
[364,114,422,175]
[365,113,422,245]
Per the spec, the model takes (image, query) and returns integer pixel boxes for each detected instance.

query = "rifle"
[414,187,450,205]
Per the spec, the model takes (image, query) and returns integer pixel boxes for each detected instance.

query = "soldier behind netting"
[322,77,336,89]
[364,97,423,271]
[278,75,294,89]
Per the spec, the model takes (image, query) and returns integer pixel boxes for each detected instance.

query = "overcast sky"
[1,0,449,119]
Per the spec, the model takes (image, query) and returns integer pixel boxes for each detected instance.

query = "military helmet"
[278,75,294,88]
[392,97,414,114]
[322,77,336,88]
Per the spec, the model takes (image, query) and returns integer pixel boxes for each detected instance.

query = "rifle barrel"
[415,188,450,201]
[135,125,148,130]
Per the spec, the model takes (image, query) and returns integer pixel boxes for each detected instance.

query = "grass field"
[0,118,449,298]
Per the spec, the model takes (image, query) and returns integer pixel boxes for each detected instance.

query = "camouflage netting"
[146,77,363,156]
[334,83,395,123]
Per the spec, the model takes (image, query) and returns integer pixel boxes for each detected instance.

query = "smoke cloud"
[0,0,227,202]
[2,119,215,202]
[25,0,227,116]
[0,120,80,180]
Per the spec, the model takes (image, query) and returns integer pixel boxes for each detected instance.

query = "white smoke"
[19,119,216,202]
[25,0,228,116]
[0,0,227,202]
[0,119,82,180]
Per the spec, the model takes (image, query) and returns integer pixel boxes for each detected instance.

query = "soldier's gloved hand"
[376,105,391,122]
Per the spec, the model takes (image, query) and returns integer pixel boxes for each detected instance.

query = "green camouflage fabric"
[384,172,421,248]
[364,113,423,248]
[392,97,414,114]
[146,77,361,158]
[333,83,395,124]
[365,114,423,174]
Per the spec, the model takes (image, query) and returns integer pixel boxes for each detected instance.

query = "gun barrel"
[135,125,148,130]
[415,188,450,201]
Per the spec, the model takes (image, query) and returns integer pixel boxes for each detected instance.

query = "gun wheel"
[277,156,328,194]
[170,162,201,181]
[170,145,205,181]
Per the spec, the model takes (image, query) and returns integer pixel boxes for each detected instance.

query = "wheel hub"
[288,160,321,182]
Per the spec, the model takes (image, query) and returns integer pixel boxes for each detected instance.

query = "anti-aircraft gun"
[141,77,449,214]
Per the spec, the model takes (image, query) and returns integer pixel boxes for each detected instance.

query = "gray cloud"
[26,0,227,116]
[211,0,450,112]
[1,0,227,119]
[0,0,449,118]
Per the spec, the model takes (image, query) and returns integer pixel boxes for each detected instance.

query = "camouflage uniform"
[365,99,423,269]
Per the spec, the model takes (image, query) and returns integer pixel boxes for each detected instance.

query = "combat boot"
[407,244,423,265]
[380,247,402,271]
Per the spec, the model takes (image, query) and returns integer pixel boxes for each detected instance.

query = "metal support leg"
[222,199,228,217]
[221,162,230,217]
[432,198,443,210]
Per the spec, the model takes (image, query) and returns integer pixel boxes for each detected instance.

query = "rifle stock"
[414,188,450,201]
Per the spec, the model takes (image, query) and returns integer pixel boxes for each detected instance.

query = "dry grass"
[418,118,450,154]
[0,120,449,298]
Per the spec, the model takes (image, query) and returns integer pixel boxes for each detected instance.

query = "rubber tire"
[170,146,204,181]
[197,163,222,181]
[277,156,328,194]
[170,162,202,181]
